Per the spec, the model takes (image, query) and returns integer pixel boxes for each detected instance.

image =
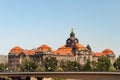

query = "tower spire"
[70,28,75,38]
[71,27,74,33]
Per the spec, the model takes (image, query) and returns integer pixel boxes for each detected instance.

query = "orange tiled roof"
[54,45,72,55]
[36,44,53,52]
[54,43,87,55]
[24,50,35,55]
[91,52,95,55]
[76,43,87,50]
[9,46,24,54]
[93,52,105,57]
[54,28,88,55]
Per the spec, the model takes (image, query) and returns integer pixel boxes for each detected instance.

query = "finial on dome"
[71,28,74,33]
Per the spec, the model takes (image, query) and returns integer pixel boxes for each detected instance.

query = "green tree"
[35,66,46,72]
[43,57,58,71]
[55,67,64,72]
[113,56,120,70]
[61,60,81,71]
[0,64,6,72]
[66,61,81,71]
[83,60,92,71]
[96,56,111,71]
[20,58,38,72]
[91,61,97,71]
[109,65,116,72]
[59,60,66,71]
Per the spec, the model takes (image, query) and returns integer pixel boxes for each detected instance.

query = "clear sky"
[0,0,120,57]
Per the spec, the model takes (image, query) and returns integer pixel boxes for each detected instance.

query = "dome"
[93,49,114,57]
[102,49,114,55]
[36,44,53,53]
[9,46,24,54]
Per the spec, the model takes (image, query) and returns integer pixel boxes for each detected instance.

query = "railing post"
[10,77,21,80]
[25,76,30,80]
[37,77,43,80]
[0,77,5,80]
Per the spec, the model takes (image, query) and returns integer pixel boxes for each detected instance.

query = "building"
[0,55,8,65]
[8,28,115,71]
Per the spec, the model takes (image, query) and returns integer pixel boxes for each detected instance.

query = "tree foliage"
[55,67,64,72]
[91,61,98,71]
[83,60,92,71]
[96,56,111,71]
[20,58,38,72]
[67,60,81,71]
[113,56,120,69]
[19,56,113,72]
[43,56,58,71]
[35,66,46,72]
[0,64,6,72]
[109,65,116,72]
[60,60,81,71]
[59,60,66,71]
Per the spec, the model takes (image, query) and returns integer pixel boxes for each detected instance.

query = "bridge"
[0,72,120,80]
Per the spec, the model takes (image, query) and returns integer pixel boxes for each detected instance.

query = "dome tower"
[66,28,79,47]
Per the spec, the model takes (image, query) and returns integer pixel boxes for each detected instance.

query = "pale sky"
[0,0,120,57]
